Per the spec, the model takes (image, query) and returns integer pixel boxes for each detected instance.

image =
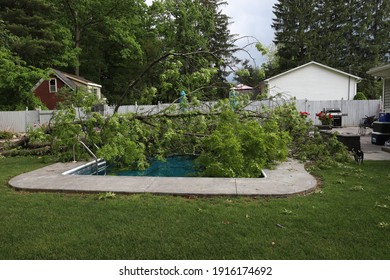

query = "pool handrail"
[73,140,99,175]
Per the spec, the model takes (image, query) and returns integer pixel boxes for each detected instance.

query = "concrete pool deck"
[9,159,318,196]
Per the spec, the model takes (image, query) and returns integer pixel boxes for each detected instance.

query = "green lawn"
[0,156,389,259]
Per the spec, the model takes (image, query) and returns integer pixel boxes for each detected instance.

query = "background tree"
[234,59,265,87]
[53,0,151,104]
[55,0,142,75]
[0,21,45,110]
[147,0,236,103]
[271,0,390,98]
[200,0,238,98]
[272,0,317,70]
[0,0,75,69]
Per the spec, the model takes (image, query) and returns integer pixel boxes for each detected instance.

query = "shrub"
[354,92,367,100]
[0,130,13,139]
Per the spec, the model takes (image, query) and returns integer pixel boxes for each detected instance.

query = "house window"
[49,78,57,93]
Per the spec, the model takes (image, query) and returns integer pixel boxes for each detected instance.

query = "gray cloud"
[223,0,277,66]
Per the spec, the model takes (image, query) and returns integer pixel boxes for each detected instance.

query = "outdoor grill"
[324,108,343,127]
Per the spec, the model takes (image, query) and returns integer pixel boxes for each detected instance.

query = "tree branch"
[113,50,222,114]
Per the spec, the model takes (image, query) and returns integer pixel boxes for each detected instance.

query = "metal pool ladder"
[73,140,106,175]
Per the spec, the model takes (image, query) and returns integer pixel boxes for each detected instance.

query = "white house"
[264,61,361,100]
[367,64,390,112]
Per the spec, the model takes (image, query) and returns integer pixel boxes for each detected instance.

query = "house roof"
[264,61,361,82]
[31,69,102,92]
[367,64,390,78]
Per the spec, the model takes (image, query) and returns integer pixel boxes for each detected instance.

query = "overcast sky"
[145,0,278,67]
[223,0,278,66]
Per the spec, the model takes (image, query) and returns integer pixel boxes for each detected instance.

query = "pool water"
[108,155,199,177]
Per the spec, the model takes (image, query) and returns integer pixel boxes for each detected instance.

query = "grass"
[0,156,389,260]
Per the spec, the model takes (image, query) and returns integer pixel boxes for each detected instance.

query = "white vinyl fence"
[228,99,381,126]
[0,100,382,133]
[293,99,381,126]
[0,109,55,133]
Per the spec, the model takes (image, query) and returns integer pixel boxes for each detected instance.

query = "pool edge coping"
[8,159,318,197]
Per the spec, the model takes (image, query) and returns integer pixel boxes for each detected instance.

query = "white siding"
[384,79,390,112]
[267,64,358,100]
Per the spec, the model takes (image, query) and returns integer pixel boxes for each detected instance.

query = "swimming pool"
[63,156,265,178]
[108,155,198,177]
[62,156,199,177]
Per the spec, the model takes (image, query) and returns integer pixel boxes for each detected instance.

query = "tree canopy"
[0,0,355,176]
[0,0,75,69]
[0,20,45,110]
[271,0,390,98]
[1,0,388,110]
[0,0,239,108]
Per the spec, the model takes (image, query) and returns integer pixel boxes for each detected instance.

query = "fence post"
[37,107,41,125]
[25,107,28,133]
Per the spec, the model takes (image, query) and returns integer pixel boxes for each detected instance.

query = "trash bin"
[379,112,390,122]
[336,134,361,151]
[372,132,390,145]
[373,121,390,133]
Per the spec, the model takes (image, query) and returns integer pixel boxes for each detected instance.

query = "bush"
[354,92,367,100]
[0,130,13,139]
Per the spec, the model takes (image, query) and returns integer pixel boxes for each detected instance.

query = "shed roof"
[54,69,102,88]
[31,69,102,92]
[53,69,78,90]
[264,61,361,82]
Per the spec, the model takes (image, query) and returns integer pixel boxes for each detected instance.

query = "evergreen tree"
[0,21,45,110]
[201,0,238,98]
[272,0,317,70]
[272,0,389,98]
[0,0,75,69]
[367,0,390,65]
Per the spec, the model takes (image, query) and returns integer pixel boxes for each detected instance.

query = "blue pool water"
[108,156,199,177]
[64,156,265,178]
